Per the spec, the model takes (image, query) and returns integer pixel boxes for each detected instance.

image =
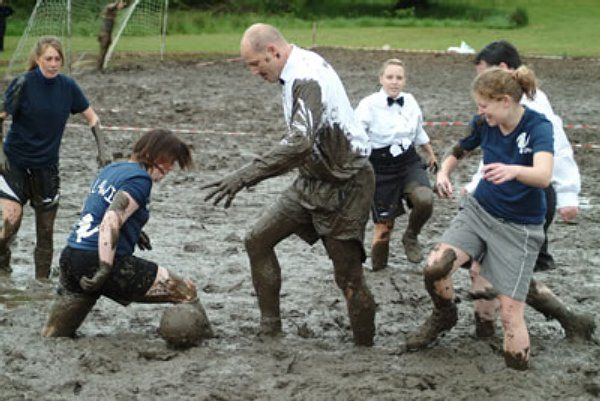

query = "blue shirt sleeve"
[68,77,90,114]
[2,74,26,115]
[458,114,484,151]
[529,119,554,154]
[120,174,152,209]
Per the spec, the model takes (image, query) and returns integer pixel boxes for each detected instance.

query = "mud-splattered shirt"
[239,46,370,186]
[67,161,151,256]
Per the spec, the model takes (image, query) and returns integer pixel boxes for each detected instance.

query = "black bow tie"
[387,96,404,107]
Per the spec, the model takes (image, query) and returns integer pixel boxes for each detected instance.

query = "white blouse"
[355,89,429,151]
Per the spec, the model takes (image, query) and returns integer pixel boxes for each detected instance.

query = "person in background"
[0,0,14,52]
[355,58,437,269]
[97,0,127,71]
[0,36,111,280]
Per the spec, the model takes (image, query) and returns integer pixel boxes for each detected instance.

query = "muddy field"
[1,48,599,401]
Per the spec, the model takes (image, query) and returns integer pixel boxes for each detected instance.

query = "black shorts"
[58,246,158,303]
[0,161,60,210]
[369,146,431,222]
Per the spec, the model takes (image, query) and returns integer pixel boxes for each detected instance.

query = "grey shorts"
[274,163,375,246]
[441,195,544,301]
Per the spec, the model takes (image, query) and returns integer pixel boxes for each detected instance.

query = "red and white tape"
[65,122,600,149]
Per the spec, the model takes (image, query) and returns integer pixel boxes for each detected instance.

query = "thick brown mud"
[1,48,599,400]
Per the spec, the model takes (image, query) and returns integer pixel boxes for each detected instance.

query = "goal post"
[5,0,169,79]
[103,0,169,68]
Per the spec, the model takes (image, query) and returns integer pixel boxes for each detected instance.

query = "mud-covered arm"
[82,107,112,168]
[203,79,323,208]
[79,190,139,292]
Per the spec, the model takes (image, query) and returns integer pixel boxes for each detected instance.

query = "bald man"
[203,23,377,346]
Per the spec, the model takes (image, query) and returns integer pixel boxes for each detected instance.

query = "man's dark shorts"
[59,246,158,304]
[271,163,375,247]
[0,161,60,210]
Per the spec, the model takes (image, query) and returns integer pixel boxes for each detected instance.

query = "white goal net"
[5,0,168,78]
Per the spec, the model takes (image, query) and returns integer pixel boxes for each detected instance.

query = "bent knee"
[410,187,434,209]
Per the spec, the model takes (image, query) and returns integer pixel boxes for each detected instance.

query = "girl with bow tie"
[355,58,438,269]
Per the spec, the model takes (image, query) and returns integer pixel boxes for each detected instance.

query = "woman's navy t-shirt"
[460,107,554,225]
[67,162,152,256]
[3,67,89,168]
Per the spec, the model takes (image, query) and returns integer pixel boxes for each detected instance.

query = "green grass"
[1,0,599,64]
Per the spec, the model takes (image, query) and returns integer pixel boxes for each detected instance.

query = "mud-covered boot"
[0,248,11,275]
[34,246,53,280]
[346,284,376,346]
[406,303,457,350]
[41,291,97,337]
[402,230,422,263]
[527,280,596,341]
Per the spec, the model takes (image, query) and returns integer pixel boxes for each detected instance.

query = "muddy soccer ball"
[158,303,212,348]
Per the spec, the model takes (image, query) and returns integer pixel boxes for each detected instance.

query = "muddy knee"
[408,187,434,216]
[424,248,456,282]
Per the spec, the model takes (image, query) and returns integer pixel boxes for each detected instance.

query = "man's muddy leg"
[245,210,298,336]
[0,199,23,275]
[499,295,530,370]
[41,290,98,337]
[324,237,376,346]
[34,207,57,280]
[526,279,596,341]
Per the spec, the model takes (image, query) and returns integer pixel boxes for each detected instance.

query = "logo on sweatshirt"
[516,132,532,154]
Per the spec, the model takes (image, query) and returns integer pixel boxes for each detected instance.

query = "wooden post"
[312,21,317,48]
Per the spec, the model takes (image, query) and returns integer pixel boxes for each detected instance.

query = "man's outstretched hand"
[201,172,246,208]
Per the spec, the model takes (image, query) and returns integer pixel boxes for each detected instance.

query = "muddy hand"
[80,262,112,293]
[137,230,152,251]
[201,173,244,208]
